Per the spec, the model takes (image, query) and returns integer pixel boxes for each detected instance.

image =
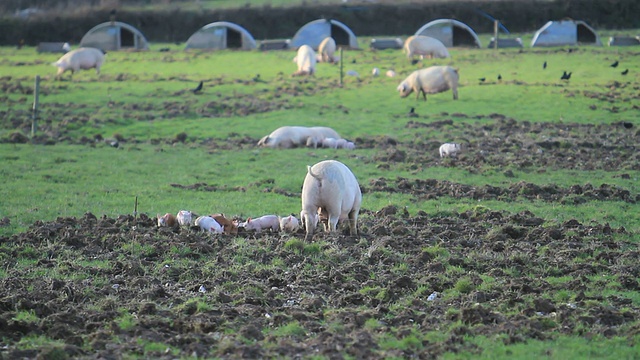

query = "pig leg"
[348,209,359,236]
[452,86,458,100]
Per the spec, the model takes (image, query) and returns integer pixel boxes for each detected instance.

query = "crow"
[497,74,502,81]
[192,81,203,94]
[610,60,619,68]
[543,61,547,69]
[479,77,486,82]
[253,74,266,83]
[560,71,572,80]
[109,140,119,148]
[411,59,420,65]
[408,107,418,117]
[621,69,629,75]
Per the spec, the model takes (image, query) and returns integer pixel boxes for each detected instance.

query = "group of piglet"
[157,211,301,234]
[257,125,355,150]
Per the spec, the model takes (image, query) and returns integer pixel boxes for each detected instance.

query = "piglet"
[211,213,239,234]
[239,215,280,233]
[279,215,300,233]
[439,143,462,158]
[176,210,193,226]
[157,213,176,227]
[195,216,224,233]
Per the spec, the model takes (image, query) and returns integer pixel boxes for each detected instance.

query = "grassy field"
[0,36,639,358]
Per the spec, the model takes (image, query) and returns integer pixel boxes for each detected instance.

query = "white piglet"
[301,160,362,241]
[279,215,300,233]
[397,66,459,101]
[439,143,462,158]
[176,210,193,226]
[195,216,224,233]
[403,35,450,60]
[293,45,317,76]
[52,47,105,78]
[240,215,280,234]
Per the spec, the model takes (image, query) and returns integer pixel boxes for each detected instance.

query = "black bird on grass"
[560,71,572,80]
[411,59,420,65]
[479,77,486,83]
[252,74,266,83]
[497,74,502,81]
[408,107,418,117]
[543,61,547,69]
[610,60,619,68]
[621,69,629,75]
[192,81,203,94]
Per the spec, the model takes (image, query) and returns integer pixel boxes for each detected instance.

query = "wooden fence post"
[31,75,40,137]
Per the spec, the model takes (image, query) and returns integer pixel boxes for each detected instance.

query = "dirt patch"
[0,208,637,358]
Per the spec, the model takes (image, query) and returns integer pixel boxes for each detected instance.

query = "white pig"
[279,215,300,233]
[258,126,341,149]
[439,143,462,158]
[372,68,380,77]
[195,215,224,233]
[292,45,316,76]
[322,137,338,149]
[176,210,192,226]
[397,66,459,101]
[52,47,105,78]
[386,70,397,78]
[239,215,280,233]
[403,35,450,60]
[301,160,362,241]
[317,37,337,63]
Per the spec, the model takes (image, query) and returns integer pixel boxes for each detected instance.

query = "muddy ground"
[0,117,638,358]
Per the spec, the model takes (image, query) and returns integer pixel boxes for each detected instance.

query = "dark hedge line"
[2,0,638,46]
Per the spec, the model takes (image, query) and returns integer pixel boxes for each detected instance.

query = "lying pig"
[157,213,177,227]
[317,37,338,63]
[195,215,224,233]
[211,213,238,234]
[239,215,280,233]
[397,66,459,101]
[257,126,341,149]
[439,143,462,158]
[293,45,317,76]
[52,47,105,78]
[279,214,300,233]
[301,160,362,241]
[403,35,450,60]
[176,210,193,226]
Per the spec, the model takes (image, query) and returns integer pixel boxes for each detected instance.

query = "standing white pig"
[195,215,224,233]
[279,215,300,233]
[301,160,362,241]
[292,45,317,76]
[239,215,280,233]
[403,35,450,60]
[317,37,338,63]
[397,66,459,101]
[52,47,106,78]
[439,143,462,158]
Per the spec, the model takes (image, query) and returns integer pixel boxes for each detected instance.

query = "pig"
[210,213,238,234]
[239,215,280,233]
[322,137,339,149]
[52,47,106,78]
[301,160,362,241]
[279,214,300,233]
[258,126,341,149]
[397,66,459,101]
[157,213,177,227]
[386,70,397,78]
[372,68,380,77]
[403,35,450,60]
[317,37,338,63]
[194,215,224,233]
[439,142,462,158]
[335,138,348,149]
[344,141,356,150]
[176,210,192,226]
[292,45,316,76]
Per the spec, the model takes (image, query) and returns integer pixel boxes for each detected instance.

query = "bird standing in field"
[560,71,572,80]
[543,61,547,69]
[621,69,629,75]
[407,107,418,118]
[479,77,486,83]
[497,74,502,81]
[192,81,203,94]
[610,60,619,68]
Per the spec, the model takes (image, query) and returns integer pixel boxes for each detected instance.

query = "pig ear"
[247,217,252,222]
